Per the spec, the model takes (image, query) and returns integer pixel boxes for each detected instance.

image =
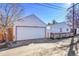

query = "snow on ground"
[1,37,79,56]
[0,38,73,56]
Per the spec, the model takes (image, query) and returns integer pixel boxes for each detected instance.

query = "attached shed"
[13,14,46,41]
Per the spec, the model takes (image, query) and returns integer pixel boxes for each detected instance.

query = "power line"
[33,3,67,13]
[46,3,67,9]
[36,3,65,10]
[67,3,79,11]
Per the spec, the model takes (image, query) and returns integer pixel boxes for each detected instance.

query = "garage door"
[16,26,46,40]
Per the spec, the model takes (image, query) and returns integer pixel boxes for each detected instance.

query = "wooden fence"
[50,32,73,39]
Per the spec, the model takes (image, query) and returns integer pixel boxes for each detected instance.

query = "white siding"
[16,27,46,40]
[47,22,71,33]
[77,28,79,34]
[14,14,46,40]
[14,15,46,27]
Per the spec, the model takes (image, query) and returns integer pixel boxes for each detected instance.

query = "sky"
[21,3,71,24]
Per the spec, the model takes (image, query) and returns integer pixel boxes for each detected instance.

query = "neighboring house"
[13,14,46,41]
[46,22,71,38]
[47,22,71,33]
[47,22,79,38]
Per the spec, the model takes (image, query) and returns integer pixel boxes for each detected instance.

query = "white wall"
[51,24,70,33]
[47,22,71,33]
[13,15,46,40]
[77,28,79,34]
[16,27,46,40]
[14,15,46,27]
[46,23,71,38]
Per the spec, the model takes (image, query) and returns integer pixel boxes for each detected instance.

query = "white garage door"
[16,26,46,40]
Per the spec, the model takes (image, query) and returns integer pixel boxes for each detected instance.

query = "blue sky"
[21,3,71,24]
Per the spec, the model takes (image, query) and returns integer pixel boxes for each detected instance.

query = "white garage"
[14,14,46,40]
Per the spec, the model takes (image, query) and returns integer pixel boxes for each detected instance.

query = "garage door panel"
[16,27,45,40]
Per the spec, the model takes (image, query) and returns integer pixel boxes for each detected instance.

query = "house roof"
[47,22,68,27]
[14,14,46,27]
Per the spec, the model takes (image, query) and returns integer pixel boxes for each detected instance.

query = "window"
[66,28,69,31]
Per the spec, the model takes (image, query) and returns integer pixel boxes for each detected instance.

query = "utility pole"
[67,3,77,35]
[72,3,75,36]
[68,3,76,56]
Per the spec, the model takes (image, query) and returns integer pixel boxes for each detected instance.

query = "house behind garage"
[47,22,79,38]
[46,22,71,38]
[47,22,71,33]
[13,14,46,41]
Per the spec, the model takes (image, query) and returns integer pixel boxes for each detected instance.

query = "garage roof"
[14,14,46,27]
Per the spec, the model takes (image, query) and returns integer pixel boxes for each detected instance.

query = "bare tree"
[67,4,79,55]
[0,3,24,47]
[66,4,79,34]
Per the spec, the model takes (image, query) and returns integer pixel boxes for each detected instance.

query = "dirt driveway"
[0,38,79,56]
[0,38,75,56]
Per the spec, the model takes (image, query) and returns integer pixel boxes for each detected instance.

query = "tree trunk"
[3,29,13,48]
